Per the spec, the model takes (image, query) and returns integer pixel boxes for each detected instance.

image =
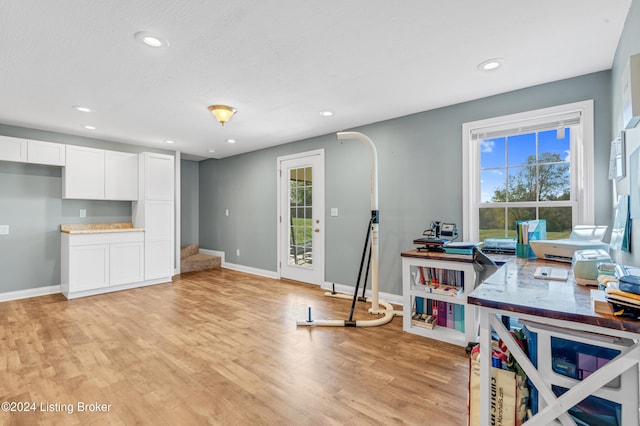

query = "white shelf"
[402,252,477,346]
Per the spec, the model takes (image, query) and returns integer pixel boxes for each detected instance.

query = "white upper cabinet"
[105,150,138,200]
[0,135,28,162]
[0,136,66,165]
[63,146,139,200]
[27,140,66,166]
[142,152,174,200]
[63,145,105,199]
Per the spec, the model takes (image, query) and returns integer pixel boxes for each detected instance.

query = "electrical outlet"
[225,209,230,216]
[236,249,240,256]
[0,225,9,235]
[331,207,339,217]
[80,209,86,218]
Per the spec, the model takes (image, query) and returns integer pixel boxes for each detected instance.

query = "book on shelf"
[412,299,465,332]
[437,301,447,326]
[412,267,464,296]
[454,304,465,332]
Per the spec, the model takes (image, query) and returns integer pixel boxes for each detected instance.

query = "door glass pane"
[289,166,313,267]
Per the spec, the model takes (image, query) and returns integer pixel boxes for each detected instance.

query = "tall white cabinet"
[133,152,175,281]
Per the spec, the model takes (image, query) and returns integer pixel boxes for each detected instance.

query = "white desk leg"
[478,309,491,426]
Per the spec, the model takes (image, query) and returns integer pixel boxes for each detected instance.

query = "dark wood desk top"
[467,257,640,335]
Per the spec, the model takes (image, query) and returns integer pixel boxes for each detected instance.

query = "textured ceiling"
[0,1,632,160]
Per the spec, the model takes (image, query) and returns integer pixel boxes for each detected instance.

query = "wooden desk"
[468,257,640,425]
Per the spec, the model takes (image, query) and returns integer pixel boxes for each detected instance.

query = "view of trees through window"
[479,129,573,241]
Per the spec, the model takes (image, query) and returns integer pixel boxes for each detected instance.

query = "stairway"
[180,244,221,273]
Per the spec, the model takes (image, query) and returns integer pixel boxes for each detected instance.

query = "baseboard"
[321,281,403,307]
[0,285,62,303]
[222,262,279,279]
[198,248,225,263]
[198,248,278,279]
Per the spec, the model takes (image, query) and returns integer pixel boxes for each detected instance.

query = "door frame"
[276,149,325,285]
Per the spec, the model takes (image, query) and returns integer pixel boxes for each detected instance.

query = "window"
[462,101,594,242]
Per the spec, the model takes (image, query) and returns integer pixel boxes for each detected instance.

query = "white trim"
[462,100,595,241]
[64,277,171,300]
[200,248,279,278]
[221,262,280,279]
[0,285,61,303]
[175,151,181,274]
[199,248,225,264]
[320,281,403,306]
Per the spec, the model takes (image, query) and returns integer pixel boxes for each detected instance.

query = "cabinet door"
[143,153,174,200]
[27,140,66,166]
[0,135,28,162]
[63,145,105,199]
[110,242,144,285]
[144,200,174,280]
[146,240,173,280]
[69,244,109,291]
[105,150,138,200]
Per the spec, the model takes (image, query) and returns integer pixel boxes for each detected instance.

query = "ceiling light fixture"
[73,105,92,112]
[208,149,216,153]
[134,31,169,48]
[478,58,503,71]
[82,125,96,130]
[207,105,237,126]
[226,139,236,144]
[320,110,334,117]
[165,140,175,144]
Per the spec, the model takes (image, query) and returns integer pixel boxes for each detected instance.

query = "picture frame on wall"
[630,146,640,219]
[609,130,626,181]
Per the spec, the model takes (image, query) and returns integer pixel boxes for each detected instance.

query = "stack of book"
[411,313,436,329]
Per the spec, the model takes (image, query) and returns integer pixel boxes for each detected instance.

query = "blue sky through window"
[480,129,570,203]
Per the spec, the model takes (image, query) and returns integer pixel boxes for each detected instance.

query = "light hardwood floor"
[0,269,470,425]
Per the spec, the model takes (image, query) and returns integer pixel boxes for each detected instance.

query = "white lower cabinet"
[68,244,110,292]
[110,242,145,285]
[61,231,144,298]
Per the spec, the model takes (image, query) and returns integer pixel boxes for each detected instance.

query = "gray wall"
[180,159,199,246]
[199,71,614,296]
[0,124,173,292]
[611,0,640,267]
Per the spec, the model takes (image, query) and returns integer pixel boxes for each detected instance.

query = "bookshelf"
[401,250,477,346]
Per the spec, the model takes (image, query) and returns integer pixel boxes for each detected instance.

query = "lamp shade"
[208,105,237,126]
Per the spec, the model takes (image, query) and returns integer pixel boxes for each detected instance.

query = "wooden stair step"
[181,253,221,273]
[180,244,200,260]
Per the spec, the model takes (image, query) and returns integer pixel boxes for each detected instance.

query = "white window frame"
[462,100,595,241]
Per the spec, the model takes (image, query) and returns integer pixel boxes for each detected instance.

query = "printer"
[529,225,609,263]
[572,249,613,285]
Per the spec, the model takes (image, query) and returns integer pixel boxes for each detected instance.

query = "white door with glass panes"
[278,150,324,285]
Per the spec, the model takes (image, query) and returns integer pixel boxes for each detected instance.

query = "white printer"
[529,225,609,263]
[572,249,613,286]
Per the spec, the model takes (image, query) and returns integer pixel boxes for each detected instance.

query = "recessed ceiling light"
[208,149,216,153]
[82,125,96,130]
[478,58,503,71]
[165,140,175,144]
[72,105,92,112]
[134,31,169,48]
[320,110,334,117]
[226,139,236,144]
